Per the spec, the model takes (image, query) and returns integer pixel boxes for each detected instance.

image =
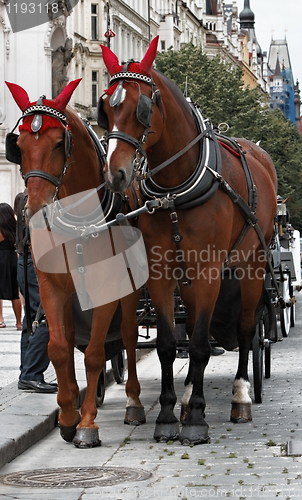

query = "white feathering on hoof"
[181,382,193,406]
[232,378,252,404]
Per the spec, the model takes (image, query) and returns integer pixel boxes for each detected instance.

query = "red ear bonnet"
[6,78,81,113]
[53,78,82,112]
[101,35,159,77]
[5,82,30,111]
[100,45,121,76]
[6,79,82,133]
[139,36,159,75]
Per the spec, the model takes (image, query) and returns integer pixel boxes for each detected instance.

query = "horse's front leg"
[231,264,265,423]
[179,278,221,445]
[39,282,80,442]
[121,290,146,426]
[148,278,179,442]
[73,300,118,448]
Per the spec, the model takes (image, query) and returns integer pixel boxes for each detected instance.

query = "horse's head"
[6,79,81,219]
[99,36,164,193]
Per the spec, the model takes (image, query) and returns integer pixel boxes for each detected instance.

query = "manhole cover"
[0,466,151,488]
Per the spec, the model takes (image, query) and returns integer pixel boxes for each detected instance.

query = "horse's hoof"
[124,406,146,425]
[230,402,252,423]
[59,415,81,442]
[179,424,210,445]
[154,421,179,442]
[73,427,101,448]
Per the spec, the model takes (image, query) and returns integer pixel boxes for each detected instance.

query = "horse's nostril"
[117,169,125,182]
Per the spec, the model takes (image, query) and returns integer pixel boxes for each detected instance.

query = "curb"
[0,340,155,470]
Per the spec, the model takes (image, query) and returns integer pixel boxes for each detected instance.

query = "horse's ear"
[53,78,82,112]
[5,82,30,111]
[100,45,121,76]
[139,36,159,75]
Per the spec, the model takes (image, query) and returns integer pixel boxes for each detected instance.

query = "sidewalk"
[0,300,154,469]
[0,296,302,499]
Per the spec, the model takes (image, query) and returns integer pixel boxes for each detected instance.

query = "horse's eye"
[55,141,63,150]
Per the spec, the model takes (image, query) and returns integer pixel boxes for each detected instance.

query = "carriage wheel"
[280,272,291,337]
[252,319,264,404]
[96,367,106,407]
[111,349,125,384]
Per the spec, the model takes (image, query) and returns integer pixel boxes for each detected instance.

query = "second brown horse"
[100,36,277,444]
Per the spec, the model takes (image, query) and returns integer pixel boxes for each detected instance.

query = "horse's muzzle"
[104,167,129,193]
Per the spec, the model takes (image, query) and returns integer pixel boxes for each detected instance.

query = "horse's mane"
[152,68,194,120]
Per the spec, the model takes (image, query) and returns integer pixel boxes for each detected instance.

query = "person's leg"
[17,254,51,381]
[12,298,22,329]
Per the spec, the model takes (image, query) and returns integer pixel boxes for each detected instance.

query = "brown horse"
[6,80,146,448]
[99,36,278,444]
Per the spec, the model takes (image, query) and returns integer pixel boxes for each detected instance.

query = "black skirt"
[0,240,19,300]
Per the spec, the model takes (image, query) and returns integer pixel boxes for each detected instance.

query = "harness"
[97,70,279,295]
[7,108,127,332]
[98,62,163,172]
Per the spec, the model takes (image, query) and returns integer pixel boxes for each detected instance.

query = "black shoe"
[18,380,58,393]
[210,346,225,356]
[176,350,189,358]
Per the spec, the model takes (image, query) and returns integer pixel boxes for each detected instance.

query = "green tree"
[155,44,302,231]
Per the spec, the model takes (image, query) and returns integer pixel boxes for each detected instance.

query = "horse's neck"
[66,112,104,197]
[148,81,200,187]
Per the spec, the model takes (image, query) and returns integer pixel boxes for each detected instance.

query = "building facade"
[267,38,301,127]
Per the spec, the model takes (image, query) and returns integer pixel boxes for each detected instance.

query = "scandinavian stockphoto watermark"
[29,188,148,311]
[149,244,268,283]
[5,0,79,33]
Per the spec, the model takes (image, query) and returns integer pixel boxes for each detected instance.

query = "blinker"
[6,132,21,164]
[136,93,153,129]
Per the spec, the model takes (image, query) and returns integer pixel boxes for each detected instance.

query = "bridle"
[98,63,163,172]
[5,96,73,199]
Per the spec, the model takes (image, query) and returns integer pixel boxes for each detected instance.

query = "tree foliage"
[155,44,302,231]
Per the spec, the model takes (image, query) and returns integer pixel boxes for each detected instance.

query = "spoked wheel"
[111,349,125,384]
[96,366,106,407]
[280,272,292,337]
[252,318,265,404]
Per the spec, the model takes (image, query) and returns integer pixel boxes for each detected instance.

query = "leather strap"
[24,170,62,187]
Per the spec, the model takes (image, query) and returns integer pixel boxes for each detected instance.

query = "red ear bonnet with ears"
[5,78,82,113]
[52,78,82,111]
[6,79,82,133]
[139,36,159,75]
[100,35,159,77]
[5,82,30,112]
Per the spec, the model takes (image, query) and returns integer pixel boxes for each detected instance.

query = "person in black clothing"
[0,203,22,329]
[14,191,57,393]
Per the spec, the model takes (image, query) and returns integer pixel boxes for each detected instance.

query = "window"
[92,71,98,107]
[161,40,165,51]
[91,4,98,40]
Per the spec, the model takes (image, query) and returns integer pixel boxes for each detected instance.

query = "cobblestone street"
[0,294,302,499]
